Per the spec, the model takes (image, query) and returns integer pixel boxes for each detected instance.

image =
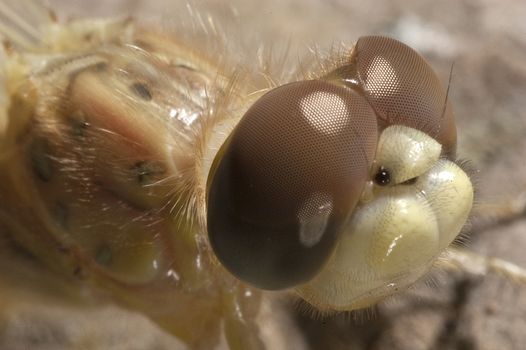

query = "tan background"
[4,0,526,349]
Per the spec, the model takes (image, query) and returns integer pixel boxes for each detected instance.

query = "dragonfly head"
[206,36,473,310]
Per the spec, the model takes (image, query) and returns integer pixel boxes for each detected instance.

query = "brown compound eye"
[333,36,457,157]
[206,80,377,290]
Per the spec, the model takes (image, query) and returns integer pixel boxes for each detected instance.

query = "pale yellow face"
[297,125,473,311]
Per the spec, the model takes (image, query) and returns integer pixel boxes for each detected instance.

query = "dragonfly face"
[207,36,473,309]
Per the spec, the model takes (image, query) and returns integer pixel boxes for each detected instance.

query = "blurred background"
[3,0,526,349]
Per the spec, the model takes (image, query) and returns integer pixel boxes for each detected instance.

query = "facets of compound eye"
[207,80,377,290]
[346,36,457,156]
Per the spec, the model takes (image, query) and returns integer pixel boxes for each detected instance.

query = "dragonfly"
[0,0,525,349]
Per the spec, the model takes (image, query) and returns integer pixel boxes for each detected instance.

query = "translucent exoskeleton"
[1,1,525,349]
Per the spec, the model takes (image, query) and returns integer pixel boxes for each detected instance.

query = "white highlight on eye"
[299,91,348,135]
[297,192,333,247]
[364,56,399,97]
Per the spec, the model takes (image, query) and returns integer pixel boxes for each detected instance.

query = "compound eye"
[206,80,377,290]
[354,36,457,156]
